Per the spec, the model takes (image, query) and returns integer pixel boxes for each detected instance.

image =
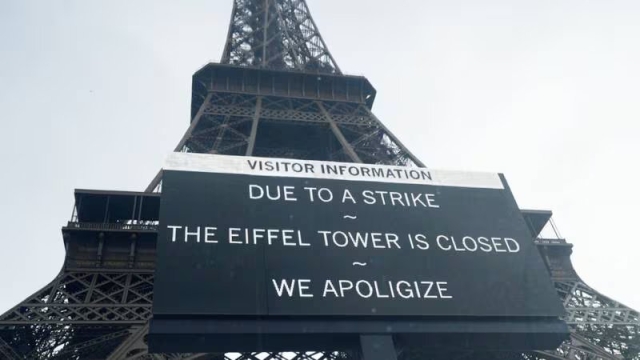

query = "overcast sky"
[1,0,639,315]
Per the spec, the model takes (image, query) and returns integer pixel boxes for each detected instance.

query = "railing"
[534,215,568,246]
[65,222,159,232]
[534,238,568,246]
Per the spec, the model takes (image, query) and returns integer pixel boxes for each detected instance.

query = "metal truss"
[145,90,423,192]
[183,93,419,164]
[0,271,153,326]
[556,280,640,326]
[534,333,624,360]
[529,232,640,360]
[221,0,340,73]
[550,278,640,359]
[0,269,154,358]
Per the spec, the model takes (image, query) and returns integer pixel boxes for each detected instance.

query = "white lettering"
[272,279,296,297]
[204,227,218,243]
[167,225,181,242]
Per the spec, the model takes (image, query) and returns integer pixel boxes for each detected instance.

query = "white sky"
[1,0,639,315]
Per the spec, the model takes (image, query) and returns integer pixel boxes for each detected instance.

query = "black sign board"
[149,153,567,353]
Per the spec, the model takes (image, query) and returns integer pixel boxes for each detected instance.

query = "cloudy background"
[1,0,639,314]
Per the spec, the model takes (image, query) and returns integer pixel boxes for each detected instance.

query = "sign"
[151,153,565,319]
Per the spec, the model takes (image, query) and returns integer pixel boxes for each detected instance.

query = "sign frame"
[149,153,568,353]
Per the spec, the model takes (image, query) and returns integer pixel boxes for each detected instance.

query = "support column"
[174,92,215,153]
[246,96,263,156]
[106,325,149,360]
[362,106,425,167]
[145,92,214,192]
[318,101,362,163]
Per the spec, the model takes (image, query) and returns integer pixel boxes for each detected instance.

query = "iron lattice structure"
[1,0,638,359]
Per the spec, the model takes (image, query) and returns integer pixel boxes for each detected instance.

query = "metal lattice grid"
[222,0,340,73]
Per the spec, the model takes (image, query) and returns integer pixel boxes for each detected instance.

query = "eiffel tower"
[0,1,638,359]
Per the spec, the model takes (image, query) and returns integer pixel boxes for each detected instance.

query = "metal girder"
[105,325,147,359]
[537,272,640,359]
[47,328,132,359]
[221,0,340,73]
[178,92,417,164]
[0,324,134,359]
[536,333,624,360]
[318,100,362,163]
[146,87,422,191]
[245,96,263,155]
[554,280,640,326]
[0,271,153,325]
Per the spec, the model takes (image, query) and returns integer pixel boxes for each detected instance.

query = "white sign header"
[163,152,504,189]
